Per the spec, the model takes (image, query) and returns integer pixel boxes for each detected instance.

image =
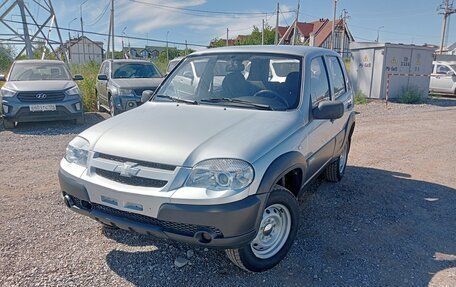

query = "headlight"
[112,86,133,96]
[0,87,16,97]
[185,159,254,191]
[66,86,81,96]
[65,137,89,167]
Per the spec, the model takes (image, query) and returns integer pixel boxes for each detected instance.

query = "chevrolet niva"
[59,46,355,272]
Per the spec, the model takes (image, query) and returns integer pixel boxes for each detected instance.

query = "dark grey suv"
[95,59,163,116]
[0,60,84,129]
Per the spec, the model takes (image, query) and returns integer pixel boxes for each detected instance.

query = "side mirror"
[97,74,108,81]
[141,90,154,103]
[73,74,84,81]
[312,100,344,120]
[0,74,6,81]
[447,70,455,76]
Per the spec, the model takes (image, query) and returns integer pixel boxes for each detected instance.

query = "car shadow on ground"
[0,112,108,135]
[426,96,456,107]
[103,166,455,286]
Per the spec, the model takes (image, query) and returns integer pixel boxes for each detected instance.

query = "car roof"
[106,59,153,63]
[190,45,339,58]
[13,59,65,64]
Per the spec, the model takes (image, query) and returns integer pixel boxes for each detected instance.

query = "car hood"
[4,80,76,91]
[80,102,300,167]
[111,78,163,89]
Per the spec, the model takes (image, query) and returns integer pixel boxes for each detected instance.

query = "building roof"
[278,18,353,46]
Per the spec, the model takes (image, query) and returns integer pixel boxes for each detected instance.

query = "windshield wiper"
[154,94,198,105]
[200,98,273,110]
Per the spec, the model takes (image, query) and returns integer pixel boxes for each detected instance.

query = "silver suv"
[59,46,355,272]
[95,59,163,116]
[1,60,84,129]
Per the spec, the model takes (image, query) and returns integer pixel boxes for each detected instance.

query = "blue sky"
[2,0,455,51]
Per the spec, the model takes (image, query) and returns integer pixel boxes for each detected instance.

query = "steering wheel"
[253,90,288,107]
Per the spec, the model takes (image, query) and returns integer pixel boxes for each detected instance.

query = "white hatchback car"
[430,61,456,96]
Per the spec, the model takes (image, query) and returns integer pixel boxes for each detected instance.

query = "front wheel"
[3,119,15,129]
[225,185,299,272]
[109,96,118,117]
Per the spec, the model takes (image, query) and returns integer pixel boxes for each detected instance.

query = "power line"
[86,1,110,27]
[126,0,293,16]
[2,18,208,47]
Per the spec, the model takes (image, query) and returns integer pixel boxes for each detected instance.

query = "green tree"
[209,38,226,48]
[239,24,276,45]
[0,44,15,73]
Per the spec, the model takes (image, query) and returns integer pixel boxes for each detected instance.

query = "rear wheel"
[3,119,15,129]
[325,140,350,182]
[225,185,299,272]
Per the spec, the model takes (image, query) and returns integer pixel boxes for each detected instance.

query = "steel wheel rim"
[339,142,348,173]
[250,203,292,259]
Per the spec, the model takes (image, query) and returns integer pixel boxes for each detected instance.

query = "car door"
[325,55,352,153]
[431,64,453,93]
[305,56,336,178]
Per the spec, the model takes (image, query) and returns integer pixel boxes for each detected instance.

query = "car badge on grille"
[35,93,47,99]
[114,162,140,178]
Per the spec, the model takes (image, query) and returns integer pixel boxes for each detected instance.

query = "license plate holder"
[29,104,57,112]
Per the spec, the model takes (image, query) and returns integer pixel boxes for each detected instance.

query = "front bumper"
[59,169,265,248]
[112,95,142,114]
[2,95,83,123]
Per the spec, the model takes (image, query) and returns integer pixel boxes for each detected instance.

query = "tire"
[96,91,103,112]
[225,185,299,272]
[75,114,85,125]
[325,139,350,182]
[109,96,117,117]
[3,119,15,129]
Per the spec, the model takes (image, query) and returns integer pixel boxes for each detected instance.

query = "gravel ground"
[1,99,455,286]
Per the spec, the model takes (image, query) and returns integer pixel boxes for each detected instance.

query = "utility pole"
[262,19,265,45]
[330,0,338,50]
[166,31,169,63]
[275,2,280,45]
[185,40,188,55]
[291,0,300,45]
[80,0,88,64]
[339,9,349,57]
[226,28,229,46]
[111,0,115,59]
[438,0,456,54]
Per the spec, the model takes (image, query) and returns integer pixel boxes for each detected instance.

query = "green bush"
[397,86,427,104]
[354,90,367,105]
[71,62,99,112]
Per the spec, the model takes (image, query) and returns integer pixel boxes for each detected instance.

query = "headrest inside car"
[226,62,245,73]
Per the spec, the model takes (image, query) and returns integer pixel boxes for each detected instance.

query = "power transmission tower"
[0,0,67,61]
[438,0,455,54]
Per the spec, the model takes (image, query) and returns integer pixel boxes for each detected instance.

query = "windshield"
[112,62,161,79]
[272,61,300,77]
[9,62,71,81]
[155,53,302,111]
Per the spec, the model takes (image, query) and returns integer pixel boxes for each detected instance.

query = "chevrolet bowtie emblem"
[114,162,140,178]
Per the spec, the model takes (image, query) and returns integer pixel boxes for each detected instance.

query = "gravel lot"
[1,98,455,286]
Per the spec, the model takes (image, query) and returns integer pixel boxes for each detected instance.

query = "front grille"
[93,203,223,238]
[96,168,167,188]
[134,88,156,96]
[17,91,65,102]
[97,153,176,171]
